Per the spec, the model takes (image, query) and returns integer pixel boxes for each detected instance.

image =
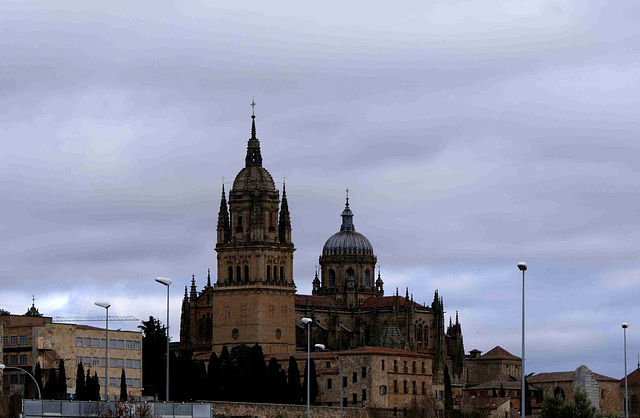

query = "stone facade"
[465,346,522,387]
[0,312,142,400]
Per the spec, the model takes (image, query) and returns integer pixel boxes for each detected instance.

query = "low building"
[270,346,434,414]
[465,346,522,387]
[528,365,621,416]
[0,305,142,400]
[621,366,640,417]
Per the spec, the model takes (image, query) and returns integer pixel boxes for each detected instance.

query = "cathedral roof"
[476,346,520,361]
[322,196,374,256]
[528,371,618,383]
[295,294,344,308]
[359,295,425,309]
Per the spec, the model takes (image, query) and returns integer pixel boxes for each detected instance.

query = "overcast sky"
[1,1,639,379]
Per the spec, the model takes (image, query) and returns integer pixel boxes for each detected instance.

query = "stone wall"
[210,401,369,418]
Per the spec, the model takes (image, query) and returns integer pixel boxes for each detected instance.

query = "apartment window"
[77,357,83,365]
[11,355,18,364]
[327,379,332,389]
[381,360,385,370]
[76,337,83,347]
[93,357,100,367]
[109,377,116,387]
[394,380,398,393]
[11,336,19,345]
[133,379,141,388]
[84,338,92,347]
[126,359,133,368]
[422,381,425,394]
[118,340,124,349]
[109,339,116,349]
[10,375,18,384]
[134,341,141,350]
[101,358,107,367]
[362,389,367,401]
[126,340,133,349]
[421,362,426,373]
[393,360,398,372]
[380,385,387,395]
[2,337,8,345]
[3,356,8,364]
[126,378,132,387]
[101,339,107,348]
[109,358,116,367]
[20,335,28,345]
[116,378,121,386]
[352,393,358,405]
[343,376,348,388]
[353,372,358,383]
[133,359,141,369]
[403,361,408,373]
[20,375,26,384]
[412,381,417,394]
[362,367,367,379]
[412,361,416,373]
[433,390,437,398]
[326,361,331,368]
[403,380,408,393]
[117,358,124,368]
[20,355,27,364]
[84,357,91,367]
[100,377,106,386]
[93,338,100,347]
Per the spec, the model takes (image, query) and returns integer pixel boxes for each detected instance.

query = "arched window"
[280,266,284,282]
[364,270,371,287]
[236,213,243,232]
[244,265,249,282]
[228,266,233,282]
[205,316,213,340]
[267,265,271,281]
[274,266,278,281]
[236,266,241,282]
[424,326,428,346]
[329,269,336,287]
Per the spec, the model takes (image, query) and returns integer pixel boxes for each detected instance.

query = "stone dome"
[232,165,276,193]
[322,199,374,256]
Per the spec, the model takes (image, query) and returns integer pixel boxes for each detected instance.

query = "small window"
[343,376,348,388]
[381,360,385,370]
[2,356,7,365]
[20,355,28,364]
[101,339,107,348]
[20,335,28,345]
[10,355,18,364]
[77,357,83,365]
[413,380,417,394]
[126,340,133,349]
[10,375,18,384]
[126,378,132,387]
[126,359,133,368]
[117,358,124,368]
[100,377,106,386]
[93,357,100,366]
[109,377,116,387]
[117,340,124,349]
[84,338,92,347]
[232,328,239,340]
[10,336,19,345]
[133,359,141,369]
[84,357,91,367]
[403,380,408,393]
[352,393,358,405]
[394,380,398,393]
[353,372,358,383]
[326,361,331,368]
[101,358,107,367]
[362,388,367,401]
[76,337,83,347]
[134,341,140,350]
[328,379,332,389]
[362,367,367,379]
[109,358,116,367]
[2,337,8,345]
[380,385,387,395]
[93,338,100,347]
[403,361,408,372]
[109,339,116,349]
[133,379,141,388]
[394,360,398,372]
[422,381,426,394]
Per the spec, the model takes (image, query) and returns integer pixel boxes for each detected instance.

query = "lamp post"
[0,364,41,399]
[517,262,527,418]
[155,277,172,402]
[623,322,629,418]
[94,301,110,401]
[315,344,343,418]
[301,317,313,417]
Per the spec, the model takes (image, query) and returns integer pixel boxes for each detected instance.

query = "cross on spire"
[346,188,349,206]
[250,98,256,117]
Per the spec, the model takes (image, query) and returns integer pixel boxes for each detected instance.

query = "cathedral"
[179,110,466,387]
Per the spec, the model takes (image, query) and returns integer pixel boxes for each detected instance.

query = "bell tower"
[211,105,296,355]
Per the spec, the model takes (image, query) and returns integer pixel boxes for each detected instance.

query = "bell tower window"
[244,265,249,282]
[228,266,233,282]
[329,269,336,287]
[236,213,243,232]
[236,266,241,282]
[280,266,284,282]
[274,266,278,281]
[267,265,271,281]
[364,270,371,287]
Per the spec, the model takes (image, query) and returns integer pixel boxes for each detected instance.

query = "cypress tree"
[93,372,101,401]
[266,358,281,403]
[120,369,127,401]
[302,358,318,405]
[57,359,67,400]
[75,363,85,400]
[444,366,453,417]
[207,352,220,400]
[44,369,58,399]
[287,356,302,405]
[34,362,43,397]
[85,369,96,401]
[248,344,267,402]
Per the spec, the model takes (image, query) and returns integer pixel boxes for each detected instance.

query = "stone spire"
[190,275,197,300]
[340,189,355,232]
[217,183,231,244]
[245,101,263,167]
[207,268,212,288]
[278,181,292,243]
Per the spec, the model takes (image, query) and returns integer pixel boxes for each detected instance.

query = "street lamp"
[623,322,629,418]
[301,317,312,417]
[94,301,110,401]
[315,344,343,418]
[0,364,41,399]
[517,262,527,418]
[155,277,172,402]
